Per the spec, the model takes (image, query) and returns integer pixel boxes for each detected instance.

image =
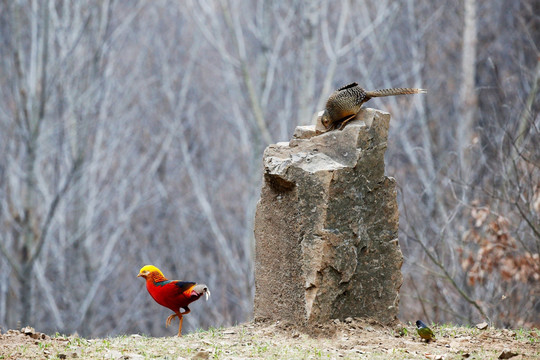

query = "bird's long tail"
[365,88,427,97]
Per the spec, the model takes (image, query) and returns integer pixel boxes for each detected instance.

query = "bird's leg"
[176,307,190,337]
[165,307,192,336]
[165,312,183,337]
[164,312,184,336]
[166,312,179,328]
[176,314,183,337]
[180,307,191,316]
[337,113,358,130]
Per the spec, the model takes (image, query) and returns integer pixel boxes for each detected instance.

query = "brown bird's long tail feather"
[193,284,211,300]
[365,88,427,97]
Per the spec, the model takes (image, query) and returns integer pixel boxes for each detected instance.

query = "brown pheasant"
[320,83,426,131]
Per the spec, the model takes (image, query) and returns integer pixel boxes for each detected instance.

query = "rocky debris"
[254,108,403,326]
[19,326,49,340]
[498,349,519,359]
[191,350,211,359]
[476,322,489,330]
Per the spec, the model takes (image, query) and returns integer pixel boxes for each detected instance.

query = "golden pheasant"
[321,83,426,130]
[137,265,210,336]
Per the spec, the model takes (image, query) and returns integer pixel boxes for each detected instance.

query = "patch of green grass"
[515,327,540,343]
[255,342,269,353]
[392,326,408,337]
[37,341,51,350]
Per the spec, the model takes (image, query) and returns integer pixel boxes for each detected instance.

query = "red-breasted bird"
[416,320,435,342]
[137,265,210,336]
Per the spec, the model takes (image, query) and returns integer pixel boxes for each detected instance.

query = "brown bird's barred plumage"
[320,82,426,130]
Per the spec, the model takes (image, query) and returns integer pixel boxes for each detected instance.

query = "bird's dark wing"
[337,82,358,91]
[171,280,196,294]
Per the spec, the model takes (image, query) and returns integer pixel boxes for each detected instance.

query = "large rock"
[254,108,403,326]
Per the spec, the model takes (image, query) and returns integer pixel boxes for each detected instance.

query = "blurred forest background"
[0,0,538,337]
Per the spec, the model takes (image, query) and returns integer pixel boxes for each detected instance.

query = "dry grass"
[1,319,539,359]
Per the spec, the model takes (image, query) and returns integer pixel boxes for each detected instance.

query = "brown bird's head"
[137,265,165,280]
[320,109,332,129]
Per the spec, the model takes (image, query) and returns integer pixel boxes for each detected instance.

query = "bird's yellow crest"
[138,265,164,277]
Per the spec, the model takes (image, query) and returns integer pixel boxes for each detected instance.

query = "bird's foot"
[166,313,178,328]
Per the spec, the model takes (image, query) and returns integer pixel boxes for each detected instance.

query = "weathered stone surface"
[254,108,403,326]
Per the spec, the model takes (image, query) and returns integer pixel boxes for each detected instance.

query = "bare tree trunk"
[20,265,32,326]
[297,0,320,125]
[459,0,478,175]
[13,0,50,326]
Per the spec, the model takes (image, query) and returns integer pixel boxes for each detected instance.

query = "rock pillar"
[254,108,403,325]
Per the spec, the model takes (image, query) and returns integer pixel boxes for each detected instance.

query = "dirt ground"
[1,319,538,359]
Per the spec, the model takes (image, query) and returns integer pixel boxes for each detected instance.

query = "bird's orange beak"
[137,269,150,278]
